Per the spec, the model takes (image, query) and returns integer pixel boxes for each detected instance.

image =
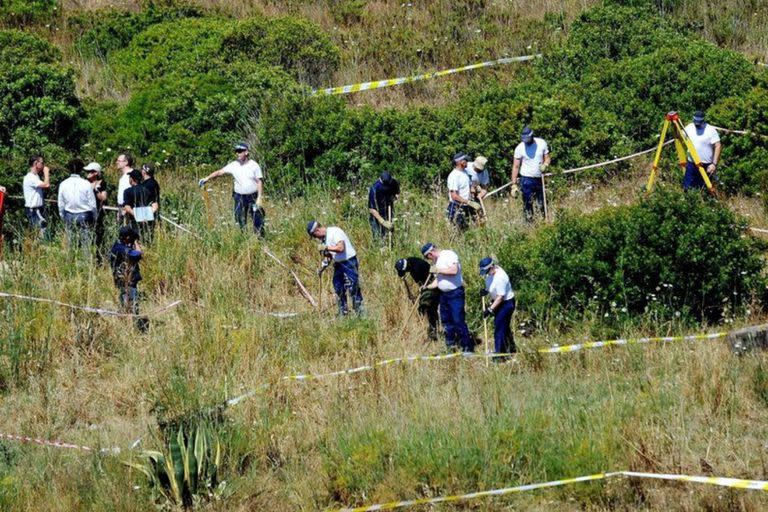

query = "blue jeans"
[439,287,473,352]
[63,210,95,251]
[445,201,470,230]
[233,192,265,237]
[333,256,363,315]
[493,298,516,354]
[369,216,387,241]
[521,176,544,222]
[25,207,47,231]
[683,161,714,190]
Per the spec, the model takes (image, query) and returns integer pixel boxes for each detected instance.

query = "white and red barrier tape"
[0,291,181,318]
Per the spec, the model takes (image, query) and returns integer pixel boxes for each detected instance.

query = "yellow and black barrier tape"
[313,54,540,96]
[333,470,768,511]
[538,331,727,353]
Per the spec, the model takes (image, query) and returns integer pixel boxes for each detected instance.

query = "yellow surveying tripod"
[647,111,716,195]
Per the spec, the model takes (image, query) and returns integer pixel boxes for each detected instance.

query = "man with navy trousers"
[479,257,516,358]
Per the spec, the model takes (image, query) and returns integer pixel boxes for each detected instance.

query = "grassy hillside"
[2,1,768,510]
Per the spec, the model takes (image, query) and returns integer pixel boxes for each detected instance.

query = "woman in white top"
[479,257,516,356]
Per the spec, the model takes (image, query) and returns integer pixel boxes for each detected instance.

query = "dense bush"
[111,15,340,84]
[707,87,768,195]
[498,189,765,326]
[88,64,299,166]
[0,0,58,26]
[67,3,204,58]
[0,29,60,64]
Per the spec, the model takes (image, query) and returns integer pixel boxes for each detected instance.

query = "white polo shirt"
[58,174,97,216]
[117,171,131,205]
[435,249,463,292]
[325,226,356,262]
[222,159,263,195]
[684,123,720,163]
[23,171,45,208]
[485,267,515,302]
[446,168,471,201]
[514,138,549,178]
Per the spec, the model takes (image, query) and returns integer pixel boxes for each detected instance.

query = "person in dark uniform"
[395,257,440,341]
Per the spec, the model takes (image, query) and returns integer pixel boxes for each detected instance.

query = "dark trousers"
[493,298,516,354]
[233,192,265,237]
[369,215,387,241]
[521,176,544,222]
[333,256,363,314]
[118,285,147,331]
[418,288,440,340]
[446,201,470,230]
[25,207,47,231]
[63,210,95,252]
[439,286,473,352]
[683,161,714,190]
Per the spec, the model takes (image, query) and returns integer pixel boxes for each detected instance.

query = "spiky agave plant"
[124,423,223,508]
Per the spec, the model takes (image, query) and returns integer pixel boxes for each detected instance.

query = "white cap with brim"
[84,162,102,172]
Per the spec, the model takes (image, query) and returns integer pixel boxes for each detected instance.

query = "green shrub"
[87,64,299,166]
[0,0,58,26]
[707,87,768,195]
[222,16,340,85]
[498,189,765,326]
[0,29,60,64]
[67,3,204,58]
[110,17,229,81]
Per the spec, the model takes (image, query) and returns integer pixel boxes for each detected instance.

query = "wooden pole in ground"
[263,247,318,308]
[201,188,214,230]
[0,190,5,261]
[482,295,490,366]
[541,175,550,222]
[387,206,392,251]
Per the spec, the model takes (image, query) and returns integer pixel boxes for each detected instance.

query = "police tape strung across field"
[313,55,540,96]
[222,329,730,406]
[0,291,181,318]
[334,470,768,511]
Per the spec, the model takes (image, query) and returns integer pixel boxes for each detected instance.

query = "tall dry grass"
[2,162,768,510]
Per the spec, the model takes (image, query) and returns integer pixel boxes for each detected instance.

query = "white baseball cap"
[84,162,102,172]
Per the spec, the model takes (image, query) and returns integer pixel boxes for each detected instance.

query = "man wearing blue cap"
[395,257,439,341]
[511,126,550,222]
[479,257,516,357]
[422,242,473,352]
[683,110,722,190]
[368,171,400,241]
[198,142,266,237]
[446,153,481,230]
[307,220,363,316]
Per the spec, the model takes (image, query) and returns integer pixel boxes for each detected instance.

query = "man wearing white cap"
[85,162,108,263]
[199,142,265,237]
[446,152,481,230]
[467,155,490,200]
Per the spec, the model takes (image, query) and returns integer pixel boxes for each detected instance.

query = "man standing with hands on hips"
[422,242,473,353]
[199,142,265,237]
[511,126,550,222]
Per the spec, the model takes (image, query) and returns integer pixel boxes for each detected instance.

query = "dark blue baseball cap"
[395,258,407,276]
[521,126,534,143]
[234,142,250,152]
[693,110,705,124]
[452,152,468,163]
[306,220,319,236]
[421,242,435,257]
[479,257,494,275]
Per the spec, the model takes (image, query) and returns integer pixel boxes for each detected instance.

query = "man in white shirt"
[199,142,265,237]
[511,126,551,222]
[683,110,722,191]
[479,257,516,356]
[307,220,363,316]
[422,242,473,352]
[23,154,51,235]
[115,152,134,209]
[58,158,98,251]
[446,152,481,230]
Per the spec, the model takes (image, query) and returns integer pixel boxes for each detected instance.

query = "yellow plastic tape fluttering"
[313,55,540,96]
[334,470,768,511]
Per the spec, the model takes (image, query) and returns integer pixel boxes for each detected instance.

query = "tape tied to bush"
[334,470,768,511]
[313,54,540,96]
